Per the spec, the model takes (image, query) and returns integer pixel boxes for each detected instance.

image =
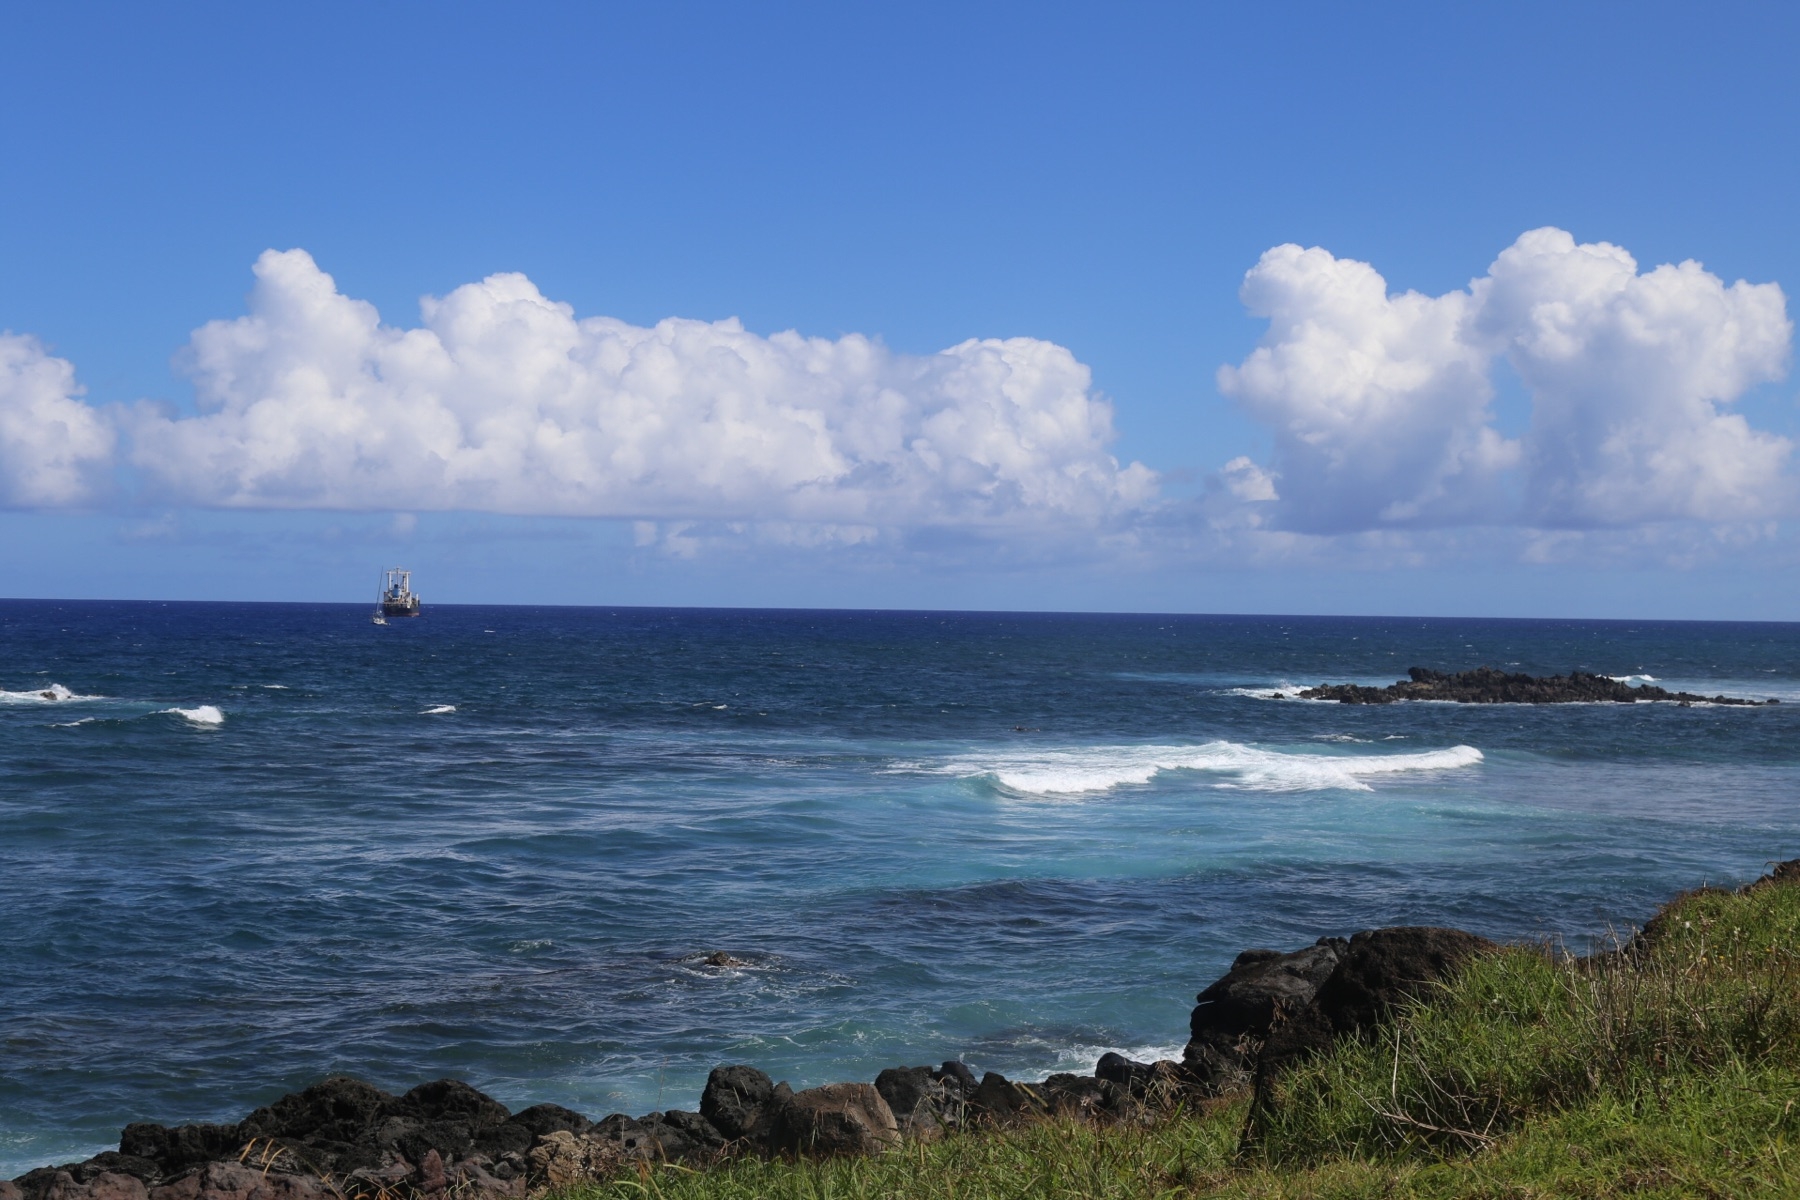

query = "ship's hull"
[380,600,422,617]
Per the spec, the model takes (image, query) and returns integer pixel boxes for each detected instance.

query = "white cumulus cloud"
[1218,243,1517,532]
[0,333,115,507]
[126,250,1156,527]
[1220,228,1794,533]
[1478,228,1792,526]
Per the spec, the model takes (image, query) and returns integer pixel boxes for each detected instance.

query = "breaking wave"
[943,741,1484,795]
[422,705,457,715]
[0,683,102,703]
[1609,674,1658,684]
[161,705,225,726]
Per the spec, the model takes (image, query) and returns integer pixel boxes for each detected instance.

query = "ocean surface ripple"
[1,602,1796,1174]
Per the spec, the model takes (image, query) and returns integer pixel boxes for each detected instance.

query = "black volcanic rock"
[699,1065,774,1141]
[509,1103,591,1139]
[117,1123,244,1177]
[874,1066,964,1137]
[1257,926,1496,1081]
[1183,926,1495,1098]
[1298,666,1776,706]
[1182,940,1346,1095]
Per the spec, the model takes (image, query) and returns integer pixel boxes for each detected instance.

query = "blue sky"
[2,1,1798,617]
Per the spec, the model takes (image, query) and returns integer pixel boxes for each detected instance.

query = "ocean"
[2,601,1796,1175]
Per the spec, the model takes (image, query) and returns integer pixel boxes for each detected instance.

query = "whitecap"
[1035,1040,1189,1077]
[422,704,457,715]
[1221,684,1311,699]
[940,740,1484,796]
[0,683,102,703]
[1609,674,1658,684]
[161,705,225,726]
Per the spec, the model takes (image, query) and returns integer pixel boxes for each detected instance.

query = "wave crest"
[1,683,102,703]
[945,741,1483,795]
[161,705,225,726]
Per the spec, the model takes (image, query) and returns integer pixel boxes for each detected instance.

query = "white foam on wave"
[0,682,102,703]
[422,704,457,715]
[941,741,1484,796]
[161,705,225,726]
[1034,1040,1190,1077]
[1222,684,1312,699]
[1609,674,1658,684]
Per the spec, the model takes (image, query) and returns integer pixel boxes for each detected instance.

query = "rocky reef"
[1295,666,1778,706]
[4,914,1507,1200]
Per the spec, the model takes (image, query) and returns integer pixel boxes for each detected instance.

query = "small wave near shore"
[940,741,1483,795]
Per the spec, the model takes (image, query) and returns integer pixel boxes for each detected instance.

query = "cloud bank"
[1221,227,1794,533]
[124,251,1153,527]
[0,231,1792,572]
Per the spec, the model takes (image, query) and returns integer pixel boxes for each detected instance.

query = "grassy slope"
[554,879,1800,1199]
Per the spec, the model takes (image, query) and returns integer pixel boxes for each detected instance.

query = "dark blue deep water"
[3,601,1798,1173]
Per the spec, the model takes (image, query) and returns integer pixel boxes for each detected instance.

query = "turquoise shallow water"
[2,602,1797,1174]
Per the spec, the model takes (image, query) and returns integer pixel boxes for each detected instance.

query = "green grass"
[550,878,1800,1198]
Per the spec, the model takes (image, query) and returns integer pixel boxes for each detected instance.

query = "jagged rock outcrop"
[1182,927,1496,1097]
[1297,666,1776,706]
[1183,939,1347,1094]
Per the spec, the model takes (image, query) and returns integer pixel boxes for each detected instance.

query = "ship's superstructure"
[377,568,421,618]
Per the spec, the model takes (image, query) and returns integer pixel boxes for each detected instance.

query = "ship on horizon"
[373,567,421,623]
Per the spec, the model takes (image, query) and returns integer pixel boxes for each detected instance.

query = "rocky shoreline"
[15,863,1795,1200]
[1294,665,1778,706]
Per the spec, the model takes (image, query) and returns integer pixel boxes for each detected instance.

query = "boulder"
[525,1131,624,1189]
[587,1114,658,1162]
[118,1124,244,1178]
[931,1061,978,1095]
[237,1077,394,1146]
[144,1162,331,1200]
[1094,1054,1183,1105]
[965,1073,1044,1124]
[509,1103,591,1139]
[699,1065,775,1141]
[14,1173,147,1200]
[1037,1074,1123,1119]
[1183,939,1345,1095]
[63,1159,159,1188]
[441,1155,524,1198]
[767,1083,899,1157]
[1256,926,1495,1077]
[636,1110,726,1163]
[1315,926,1496,1034]
[873,1067,963,1139]
[1185,927,1495,1095]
